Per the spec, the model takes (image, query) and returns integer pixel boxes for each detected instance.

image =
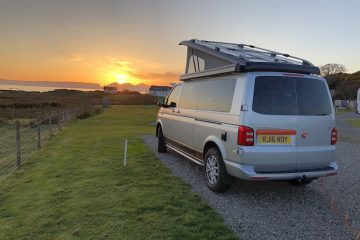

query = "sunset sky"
[0,0,359,86]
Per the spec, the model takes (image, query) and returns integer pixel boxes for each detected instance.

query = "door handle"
[177,110,180,114]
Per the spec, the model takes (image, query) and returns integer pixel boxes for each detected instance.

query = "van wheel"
[157,127,167,153]
[204,148,232,192]
[288,178,313,186]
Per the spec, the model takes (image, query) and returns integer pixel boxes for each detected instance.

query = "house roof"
[149,86,172,91]
[179,39,320,81]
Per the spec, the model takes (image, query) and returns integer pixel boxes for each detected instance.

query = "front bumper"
[224,160,338,180]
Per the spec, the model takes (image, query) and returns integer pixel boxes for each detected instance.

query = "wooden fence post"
[15,121,21,167]
[49,115,53,138]
[37,120,41,148]
[62,112,65,127]
[58,114,62,131]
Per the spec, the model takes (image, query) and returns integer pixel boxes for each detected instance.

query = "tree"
[325,71,360,100]
[325,73,346,90]
[319,63,346,76]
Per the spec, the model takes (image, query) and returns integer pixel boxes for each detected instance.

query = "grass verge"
[346,119,360,128]
[338,135,360,143]
[0,106,237,240]
[335,108,354,115]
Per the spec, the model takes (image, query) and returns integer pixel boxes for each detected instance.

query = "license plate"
[257,135,292,145]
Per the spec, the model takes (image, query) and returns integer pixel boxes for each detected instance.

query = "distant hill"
[107,82,150,92]
[0,79,101,90]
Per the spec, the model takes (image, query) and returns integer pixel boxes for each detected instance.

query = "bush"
[77,106,104,120]
[0,117,8,125]
[78,111,92,119]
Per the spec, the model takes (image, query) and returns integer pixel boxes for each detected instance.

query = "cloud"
[68,54,83,62]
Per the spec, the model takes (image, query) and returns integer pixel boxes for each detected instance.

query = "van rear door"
[295,78,335,170]
[249,75,298,172]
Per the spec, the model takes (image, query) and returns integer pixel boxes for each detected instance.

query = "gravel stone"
[143,117,360,239]
[336,112,360,138]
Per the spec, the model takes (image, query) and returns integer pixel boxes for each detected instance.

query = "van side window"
[166,85,181,107]
[197,79,236,112]
[178,81,203,109]
[188,55,205,74]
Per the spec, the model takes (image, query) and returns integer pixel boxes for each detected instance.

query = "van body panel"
[297,115,335,169]
[169,108,196,147]
[202,135,227,160]
[194,118,239,162]
[239,114,299,172]
[159,84,183,137]
[159,107,177,137]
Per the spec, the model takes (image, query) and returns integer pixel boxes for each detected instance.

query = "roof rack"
[179,39,320,81]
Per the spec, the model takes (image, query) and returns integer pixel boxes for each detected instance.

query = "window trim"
[166,85,182,106]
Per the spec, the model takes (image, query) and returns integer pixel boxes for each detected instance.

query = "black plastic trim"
[256,166,334,174]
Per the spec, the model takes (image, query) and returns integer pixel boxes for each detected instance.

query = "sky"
[0,0,359,86]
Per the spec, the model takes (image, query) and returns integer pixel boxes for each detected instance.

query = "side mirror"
[169,102,176,108]
[157,98,165,107]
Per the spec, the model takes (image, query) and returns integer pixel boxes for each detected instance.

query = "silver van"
[156,40,338,192]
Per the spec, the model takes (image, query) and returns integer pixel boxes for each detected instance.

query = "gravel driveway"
[336,112,360,140]
[144,128,360,239]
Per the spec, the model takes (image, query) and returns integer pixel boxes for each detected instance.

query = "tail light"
[331,128,337,145]
[238,126,254,146]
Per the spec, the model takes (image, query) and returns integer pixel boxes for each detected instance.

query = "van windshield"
[253,76,332,115]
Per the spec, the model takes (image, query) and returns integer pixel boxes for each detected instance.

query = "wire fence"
[0,109,81,182]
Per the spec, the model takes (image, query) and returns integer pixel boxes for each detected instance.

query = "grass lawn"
[335,108,354,115]
[347,119,360,128]
[338,135,360,143]
[0,106,237,240]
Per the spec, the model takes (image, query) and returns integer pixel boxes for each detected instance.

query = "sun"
[115,73,128,84]
[103,70,134,86]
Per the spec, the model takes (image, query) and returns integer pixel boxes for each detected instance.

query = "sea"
[0,84,100,92]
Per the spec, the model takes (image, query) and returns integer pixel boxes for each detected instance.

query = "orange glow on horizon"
[104,70,134,86]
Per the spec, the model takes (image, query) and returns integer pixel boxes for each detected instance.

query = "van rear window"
[253,76,332,115]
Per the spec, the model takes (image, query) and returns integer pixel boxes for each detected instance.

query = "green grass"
[338,135,360,143]
[347,119,360,128]
[0,106,237,240]
[335,108,355,115]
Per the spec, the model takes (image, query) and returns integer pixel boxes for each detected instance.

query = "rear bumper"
[224,160,338,180]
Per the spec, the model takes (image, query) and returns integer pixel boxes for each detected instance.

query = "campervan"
[156,40,337,192]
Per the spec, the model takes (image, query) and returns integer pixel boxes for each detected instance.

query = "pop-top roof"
[179,39,320,81]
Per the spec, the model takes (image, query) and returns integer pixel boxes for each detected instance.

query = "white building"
[103,86,118,94]
[149,86,172,97]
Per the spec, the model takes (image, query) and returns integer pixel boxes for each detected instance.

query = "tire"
[157,127,167,153]
[204,147,232,192]
[288,178,313,186]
